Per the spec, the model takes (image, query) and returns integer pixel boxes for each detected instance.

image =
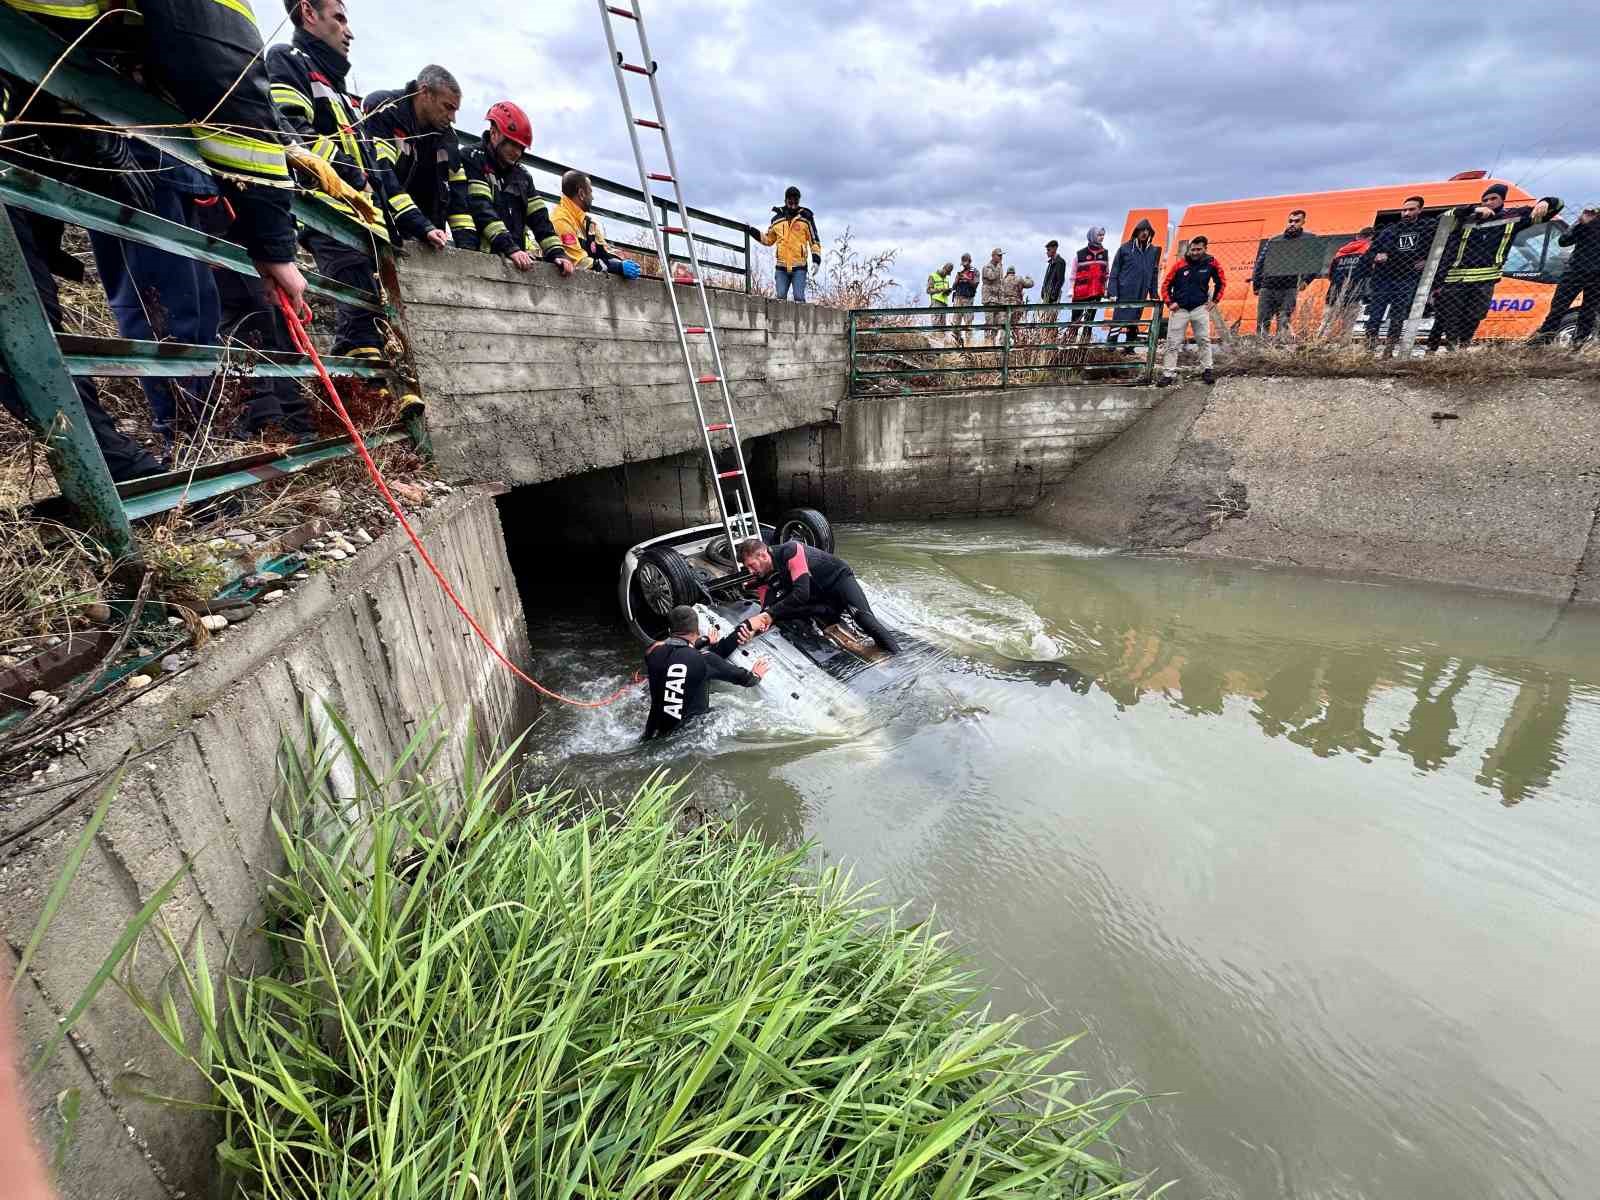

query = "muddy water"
[517,520,1600,1200]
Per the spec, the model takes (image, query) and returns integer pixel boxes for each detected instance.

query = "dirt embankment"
[1032,375,1600,605]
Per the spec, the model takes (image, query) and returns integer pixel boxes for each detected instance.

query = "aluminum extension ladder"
[597,0,760,550]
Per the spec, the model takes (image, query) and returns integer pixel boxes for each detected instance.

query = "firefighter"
[1,0,304,475]
[1427,184,1561,352]
[460,101,575,277]
[759,185,822,302]
[0,0,306,306]
[364,66,475,251]
[643,605,768,741]
[551,170,641,279]
[268,0,411,361]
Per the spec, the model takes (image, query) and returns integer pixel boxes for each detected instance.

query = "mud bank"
[1032,376,1600,604]
[1,488,530,1200]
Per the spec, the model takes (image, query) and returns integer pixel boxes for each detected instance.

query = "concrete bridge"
[398,254,1162,542]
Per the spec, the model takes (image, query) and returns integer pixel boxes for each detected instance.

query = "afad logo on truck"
[1122,171,1576,341]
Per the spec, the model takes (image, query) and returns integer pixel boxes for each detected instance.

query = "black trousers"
[782,572,900,653]
[1427,281,1497,350]
[1534,272,1599,345]
[301,229,383,355]
[1,208,163,482]
[210,265,315,435]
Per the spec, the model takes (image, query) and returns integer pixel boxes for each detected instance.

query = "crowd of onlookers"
[916,182,1597,386]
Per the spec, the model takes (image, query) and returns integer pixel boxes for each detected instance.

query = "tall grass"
[123,719,1156,1199]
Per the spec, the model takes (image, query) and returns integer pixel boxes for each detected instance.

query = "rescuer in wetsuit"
[642,605,769,740]
[736,538,901,654]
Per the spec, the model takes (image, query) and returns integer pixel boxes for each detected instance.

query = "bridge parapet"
[399,254,848,488]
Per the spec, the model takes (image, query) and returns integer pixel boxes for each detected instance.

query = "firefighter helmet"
[486,101,532,150]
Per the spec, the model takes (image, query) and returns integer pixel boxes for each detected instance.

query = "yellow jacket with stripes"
[761,205,821,270]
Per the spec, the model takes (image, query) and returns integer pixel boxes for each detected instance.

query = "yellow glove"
[286,144,342,193]
[286,146,380,225]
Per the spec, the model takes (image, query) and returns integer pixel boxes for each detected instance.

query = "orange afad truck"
[1121,171,1574,341]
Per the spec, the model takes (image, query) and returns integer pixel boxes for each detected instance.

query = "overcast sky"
[262,0,1598,300]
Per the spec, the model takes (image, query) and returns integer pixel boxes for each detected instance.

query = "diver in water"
[736,538,901,654]
[643,605,769,740]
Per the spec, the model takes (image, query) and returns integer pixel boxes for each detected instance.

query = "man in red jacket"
[1158,236,1227,386]
[1069,226,1110,346]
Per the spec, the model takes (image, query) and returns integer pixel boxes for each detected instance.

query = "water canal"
[516,519,1600,1200]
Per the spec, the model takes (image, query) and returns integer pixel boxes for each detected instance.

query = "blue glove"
[608,258,641,280]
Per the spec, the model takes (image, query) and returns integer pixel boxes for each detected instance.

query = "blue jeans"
[1365,278,1419,345]
[775,266,808,303]
[86,151,220,437]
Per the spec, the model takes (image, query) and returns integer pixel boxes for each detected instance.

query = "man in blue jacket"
[1108,218,1161,350]
[1157,236,1226,387]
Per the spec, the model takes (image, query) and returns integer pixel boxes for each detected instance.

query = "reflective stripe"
[5,0,104,17]
[387,192,417,213]
[483,220,509,240]
[271,84,314,117]
[310,135,338,161]
[1444,267,1505,284]
[468,181,494,199]
[448,213,475,230]
[374,139,399,164]
[448,168,467,183]
[193,125,290,182]
[210,0,257,23]
[307,190,389,242]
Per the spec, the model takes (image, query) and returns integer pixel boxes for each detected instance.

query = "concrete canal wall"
[1033,375,1600,605]
[1,489,530,1200]
[754,384,1162,521]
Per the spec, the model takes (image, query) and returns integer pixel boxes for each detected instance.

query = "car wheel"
[633,546,699,623]
[776,507,834,553]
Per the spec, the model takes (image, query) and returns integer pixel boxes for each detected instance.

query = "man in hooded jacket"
[1108,218,1161,349]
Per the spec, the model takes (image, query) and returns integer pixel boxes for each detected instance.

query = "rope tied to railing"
[274,290,642,710]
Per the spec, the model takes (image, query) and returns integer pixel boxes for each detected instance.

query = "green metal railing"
[848,299,1164,396]
[0,4,403,569]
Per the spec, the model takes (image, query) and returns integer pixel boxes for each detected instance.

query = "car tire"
[776,507,834,553]
[633,546,699,623]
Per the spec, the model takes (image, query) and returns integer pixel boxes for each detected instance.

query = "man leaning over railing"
[461,101,576,280]
[268,0,399,363]
[365,66,475,256]
[1528,203,1599,351]
[551,170,641,280]
[0,0,309,476]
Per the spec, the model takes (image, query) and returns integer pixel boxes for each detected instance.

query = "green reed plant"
[122,715,1156,1199]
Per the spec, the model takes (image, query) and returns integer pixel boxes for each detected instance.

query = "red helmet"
[485,101,532,150]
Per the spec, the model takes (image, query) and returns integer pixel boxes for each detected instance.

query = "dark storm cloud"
[315,0,1600,294]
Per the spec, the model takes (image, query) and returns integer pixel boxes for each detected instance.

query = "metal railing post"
[999,307,1012,390]
[847,310,857,395]
[0,208,138,566]
[743,226,752,294]
[1400,212,1456,354]
[1145,301,1162,381]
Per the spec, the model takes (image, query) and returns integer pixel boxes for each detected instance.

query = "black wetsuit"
[642,633,759,740]
[757,542,900,653]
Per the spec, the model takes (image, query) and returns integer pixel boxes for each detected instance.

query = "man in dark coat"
[1251,209,1316,338]
[1362,195,1437,355]
[1039,240,1066,328]
[1529,204,1600,349]
[1108,218,1161,349]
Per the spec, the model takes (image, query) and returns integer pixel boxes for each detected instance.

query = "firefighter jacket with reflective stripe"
[460,140,564,261]
[552,194,620,271]
[1438,203,1552,286]
[266,31,392,242]
[761,205,821,269]
[1,0,295,262]
[363,83,473,246]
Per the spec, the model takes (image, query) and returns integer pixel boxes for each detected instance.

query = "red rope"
[275,291,640,709]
